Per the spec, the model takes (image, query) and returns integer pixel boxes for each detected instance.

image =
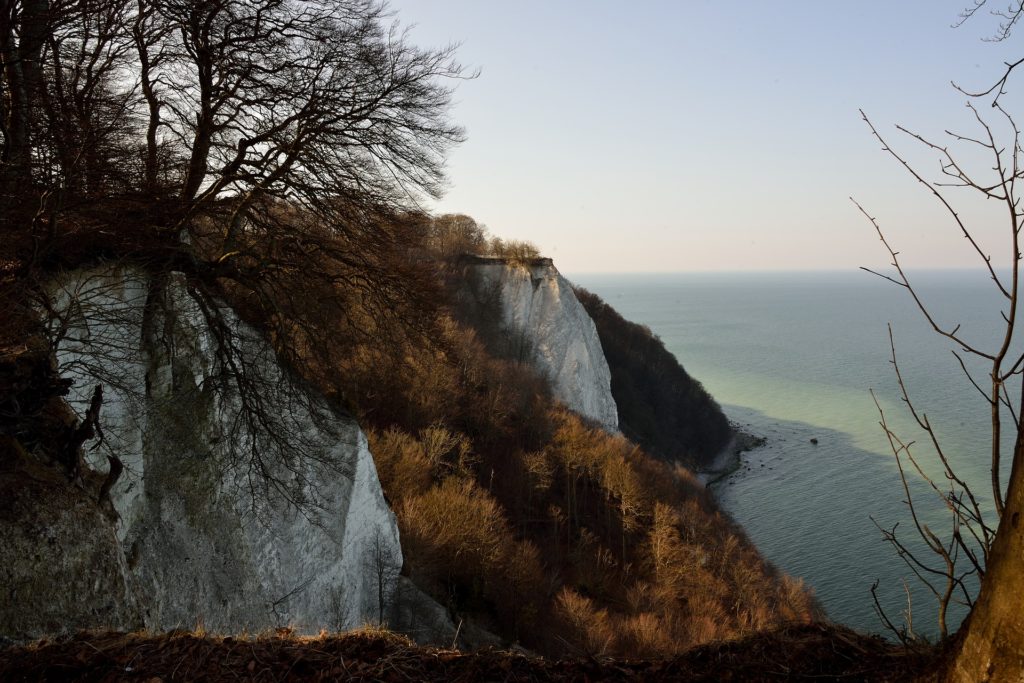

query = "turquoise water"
[571,270,1016,638]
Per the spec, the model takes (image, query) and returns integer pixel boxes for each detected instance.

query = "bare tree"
[0,0,49,189]
[1,0,468,520]
[37,0,138,199]
[858,73,1024,683]
[364,527,401,625]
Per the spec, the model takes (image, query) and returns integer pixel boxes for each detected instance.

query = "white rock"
[48,265,402,634]
[468,259,618,431]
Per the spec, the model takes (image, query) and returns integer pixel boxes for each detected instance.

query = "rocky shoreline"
[697,425,766,486]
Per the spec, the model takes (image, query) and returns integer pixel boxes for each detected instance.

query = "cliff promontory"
[456,256,619,431]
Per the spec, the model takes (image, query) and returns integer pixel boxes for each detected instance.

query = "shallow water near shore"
[572,270,1016,637]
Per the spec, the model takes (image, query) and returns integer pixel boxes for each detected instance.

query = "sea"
[570,269,1019,640]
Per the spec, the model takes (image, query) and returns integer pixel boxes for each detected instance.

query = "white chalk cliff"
[2,256,618,643]
[465,258,619,432]
[40,265,402,635]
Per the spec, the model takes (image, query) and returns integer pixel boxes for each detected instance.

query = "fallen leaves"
[0,623,932,682]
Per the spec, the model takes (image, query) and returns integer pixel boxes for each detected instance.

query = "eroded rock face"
[466,259,618,431]
[0,450,145,641]
[35,265,402,635]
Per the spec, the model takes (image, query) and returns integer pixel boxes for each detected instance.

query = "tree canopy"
[1,0,467,272]
[0,0,469,507]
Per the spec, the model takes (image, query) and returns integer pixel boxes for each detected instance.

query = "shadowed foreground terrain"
[0,624,933,682]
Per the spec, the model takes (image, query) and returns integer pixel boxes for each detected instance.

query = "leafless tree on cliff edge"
[858,61,1024,682]
[1,0,469,517]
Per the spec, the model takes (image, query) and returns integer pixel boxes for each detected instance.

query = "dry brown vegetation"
[0,624,933,682]
[423,213,542,262]
[366,409,817,657]
[247,217,822,657]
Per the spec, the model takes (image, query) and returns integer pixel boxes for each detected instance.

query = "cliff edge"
[458,258,619,432]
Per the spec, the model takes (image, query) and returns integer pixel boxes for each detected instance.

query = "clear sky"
[387,1,1024,273]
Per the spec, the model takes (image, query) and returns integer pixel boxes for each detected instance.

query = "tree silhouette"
[1,0,467,507]
[859,6,1024,674]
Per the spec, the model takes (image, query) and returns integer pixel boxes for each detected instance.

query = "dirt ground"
[0,622,935,682]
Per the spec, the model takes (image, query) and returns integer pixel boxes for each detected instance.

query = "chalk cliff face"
[465,258,618,432]
[38,265,401,635]
[3,256,618,643]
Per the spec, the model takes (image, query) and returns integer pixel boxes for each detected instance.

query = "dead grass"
[0,623,936,682]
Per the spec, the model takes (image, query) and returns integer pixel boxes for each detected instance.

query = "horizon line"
[565,266,999,277]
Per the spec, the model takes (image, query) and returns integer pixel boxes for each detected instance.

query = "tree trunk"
[181,43,213,202]
[134,0,162,193]
[140,65,161,192]
[0,0,48,189]
[945,457,1024,682]
[182,117,211,201]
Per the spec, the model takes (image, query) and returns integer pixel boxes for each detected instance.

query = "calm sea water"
[571,270,1017,639]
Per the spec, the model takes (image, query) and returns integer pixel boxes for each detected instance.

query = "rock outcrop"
[0,447,145,641]
[3,265,403,637]
[461,257,618,432]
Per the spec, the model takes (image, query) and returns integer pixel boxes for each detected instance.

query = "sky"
[387,1,1024,273]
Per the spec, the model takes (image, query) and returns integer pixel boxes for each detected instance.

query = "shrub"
[396,476,544,630]
[488,238,541,262]
[553,588,616,656]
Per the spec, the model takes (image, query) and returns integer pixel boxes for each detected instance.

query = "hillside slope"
[575,287,732,469]
[298,226,819,656]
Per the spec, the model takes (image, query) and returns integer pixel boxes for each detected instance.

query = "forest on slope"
[240,212,819,656]
[575,287,733,469]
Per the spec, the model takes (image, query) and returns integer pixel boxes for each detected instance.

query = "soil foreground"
[0,623,935,682]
